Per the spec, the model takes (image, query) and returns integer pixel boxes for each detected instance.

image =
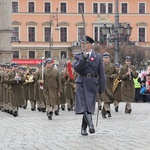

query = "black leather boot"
[47,111,53,120]
[84,112,95,134]
[41,108,46,112]
[13,111,18,117]
[81,116,88,136]
[106,111,112,117]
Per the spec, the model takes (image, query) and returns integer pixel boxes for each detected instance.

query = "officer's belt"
[80,73,98,78]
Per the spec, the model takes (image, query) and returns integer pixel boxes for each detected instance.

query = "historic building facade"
[11,0,150,65]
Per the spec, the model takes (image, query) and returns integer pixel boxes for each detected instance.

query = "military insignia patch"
[90,57,94,61]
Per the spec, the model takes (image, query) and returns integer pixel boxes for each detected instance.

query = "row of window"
[12,26,68,42]
[12,2,147,14]
[13,50,67,59]
[12,26,146,43]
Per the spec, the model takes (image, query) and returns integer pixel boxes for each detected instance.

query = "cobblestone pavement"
[0,102,150,150]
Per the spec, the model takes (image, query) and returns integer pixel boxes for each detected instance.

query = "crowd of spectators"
[134,66,150,103]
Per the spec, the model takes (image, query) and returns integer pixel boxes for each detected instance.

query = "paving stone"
[0,102,150,150]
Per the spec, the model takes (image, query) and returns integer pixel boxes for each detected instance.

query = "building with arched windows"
[10,0,150,65]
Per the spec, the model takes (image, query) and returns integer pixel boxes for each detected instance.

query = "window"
[122,3,128,13]
[29,51,35,58]
[108,3,113,14]
[78,27,84,41]
[94,27,106,45]
[93,3,98,13]
[60,2,66,13]
[139,27,145,42]
[28,27,35,42]
[60,51,67,59]
[12,27,19,41]
[100,3,106,14]
[12,2,18,12]
[28,2,34,13]
[13,51,19,58]
[45,2,51,13]
[139,3,145,14]
[93,3,113,14]
[44,27,51,42]
[45,51,50,58]
[94,27,98,42]
[60,27,67,42]
[78,3,84,13]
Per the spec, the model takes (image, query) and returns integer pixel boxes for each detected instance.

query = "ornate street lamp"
[100,0,133,64]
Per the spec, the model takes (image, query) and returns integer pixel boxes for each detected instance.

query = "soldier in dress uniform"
[26,68,36,111]
[0,64,3,110]
[101,52,117,118]
[59,70,66,111]
[34,63,46,112]
[7,62,25,117]
[22,66,29,109]
[1,64,10,113]
[119,56,138,114]
[73,35,106,136]
[0,64,6,111]
[40,58,62,120]
[112,63,122,112]
[64,64,76,111]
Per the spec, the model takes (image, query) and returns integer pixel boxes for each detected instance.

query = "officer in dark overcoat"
[73,36,106,136]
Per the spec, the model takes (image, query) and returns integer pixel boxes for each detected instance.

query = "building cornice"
[136,22,148,26]
[58,22,69,26]
[26,21,38,26]
[42,21,53,26]
[12,21,21,25]
[75,22,87,26]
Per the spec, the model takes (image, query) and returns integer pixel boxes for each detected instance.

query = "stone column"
[0,0,12,63]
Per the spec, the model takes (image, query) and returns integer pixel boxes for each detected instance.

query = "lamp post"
[101,0,132,64]
[49,8,59,58]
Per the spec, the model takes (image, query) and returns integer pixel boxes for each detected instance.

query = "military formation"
[1,35,149,137]
[0,59,77,120]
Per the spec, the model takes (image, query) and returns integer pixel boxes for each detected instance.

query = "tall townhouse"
[11,0,150,65]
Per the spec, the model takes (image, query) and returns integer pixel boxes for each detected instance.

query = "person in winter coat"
[73,35,105,136]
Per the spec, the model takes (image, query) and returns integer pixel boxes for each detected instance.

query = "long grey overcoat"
[73,51,106,114]
[119,64,138,102]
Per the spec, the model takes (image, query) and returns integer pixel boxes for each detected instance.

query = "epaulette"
[74,52,81,59]
[75,52,82,55]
